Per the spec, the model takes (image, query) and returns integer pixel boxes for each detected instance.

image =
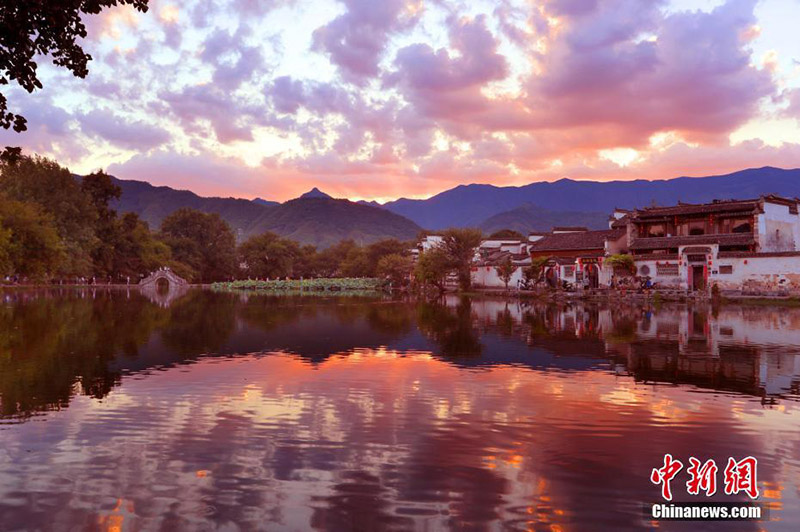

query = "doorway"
[545,267,558,288]
[585,264,599,289]
[690,265,706,291]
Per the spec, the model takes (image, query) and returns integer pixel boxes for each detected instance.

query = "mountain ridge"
[379,166,800,229]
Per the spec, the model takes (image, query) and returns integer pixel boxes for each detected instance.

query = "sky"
[2,0,799,202]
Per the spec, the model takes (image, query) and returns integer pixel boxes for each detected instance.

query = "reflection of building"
[457,297,800,401]
[628,196,800,293]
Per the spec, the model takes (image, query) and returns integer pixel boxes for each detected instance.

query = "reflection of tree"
[159,290,238,356]
[416,297,482,358]
[494,305,515,337]
[365,302,414,335]
[310,470,413,531]
[0,290,168,418]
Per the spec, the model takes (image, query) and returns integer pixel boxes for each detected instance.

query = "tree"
[605,254,635,275]
[0,195,63,278]
[414,247,450,293]
[0,223,11,274]
[239,232,303,279]
[441,228,482,291]
[160,208,236,283]
[365,239,409,276]
[496,256,516,290]
[524,256,549,287]
[488,229,523,240]
[376,253,412,287]
[0,1,150,134]
[0,155,96,275]
[317,239,362,277]
[81,170,122,276]
[112,212,171,279]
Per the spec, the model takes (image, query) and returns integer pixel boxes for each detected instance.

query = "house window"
[679,219,707,236]
[656,263,679,276]
[719,217,752,234]
[563,266,575,277]
[719,265,733,274]
[645,223,666,237]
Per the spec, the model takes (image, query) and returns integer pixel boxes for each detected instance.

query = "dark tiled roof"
[552,226,589,232]
[632,199,760,219]
[630,233,755,250]
[529,229,625,252]
[476,250,530,266]
[718,251,800,258]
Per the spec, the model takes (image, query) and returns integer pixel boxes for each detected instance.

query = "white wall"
[758,201,800,252]
[632,258,684,288]
[713,255,800,294]
[471,265,526,288]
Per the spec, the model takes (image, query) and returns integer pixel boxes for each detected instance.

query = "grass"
[211,278,385,292]
[721,296,800,307]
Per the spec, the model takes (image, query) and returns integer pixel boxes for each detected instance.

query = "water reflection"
[1,288,800,530]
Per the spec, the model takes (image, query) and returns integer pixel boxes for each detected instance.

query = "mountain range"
[380,167,800,229]
[109,166,800,247]
[111,177,421,248]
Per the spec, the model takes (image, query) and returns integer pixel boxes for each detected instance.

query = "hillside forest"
[0,155,422,284]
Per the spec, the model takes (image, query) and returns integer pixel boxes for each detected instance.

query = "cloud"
[108,150,268,197]
[525,0,774,143]
[160,84,264,143]
[312,0,421,84]
[3,0,797,202]
[80,109,171,151]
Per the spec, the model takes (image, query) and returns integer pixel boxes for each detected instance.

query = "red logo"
[723,456,759,499]
[652,455,759,501]
[686,457,718,496]
[650,454,684,501]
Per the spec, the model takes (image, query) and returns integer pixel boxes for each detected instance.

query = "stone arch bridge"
[139,268,189,288]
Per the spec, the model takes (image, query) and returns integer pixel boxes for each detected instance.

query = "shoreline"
[6,283,800,307]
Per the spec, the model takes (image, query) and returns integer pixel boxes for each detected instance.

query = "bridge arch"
[139,268,189,288]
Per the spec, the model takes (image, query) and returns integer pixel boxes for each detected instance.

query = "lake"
[1,288,799,530]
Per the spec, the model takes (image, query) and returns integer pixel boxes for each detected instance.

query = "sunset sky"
[2,0,799,202]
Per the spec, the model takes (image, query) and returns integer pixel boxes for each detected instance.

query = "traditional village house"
[528,227,628,288]
[627,195,800,293]
[528,231,547,243]
[471,238,532,288]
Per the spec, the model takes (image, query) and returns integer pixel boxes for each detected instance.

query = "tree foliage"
[488,229,523,240]
[496,256,516,289]
[0,195,63,278]
[239,232,304,279]
[0,1,150,133]
[605,253,635,275]
[524,256,550,286]
[0,153,419,285]
[414,247,450,293]
[160,208,237,283]
[376,253,412,287]
[441,228,482,290]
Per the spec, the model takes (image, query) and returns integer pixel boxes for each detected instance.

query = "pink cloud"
[80,108,171,150]
[312,0,420,84]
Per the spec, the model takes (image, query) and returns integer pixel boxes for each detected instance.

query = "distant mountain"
[252,197,279,207]
[479,205,609,234]
[298,187,331,199]
[111,177,273,240]
[244,197,421,248]
[110,177,420,247]
[381,167,800,229]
